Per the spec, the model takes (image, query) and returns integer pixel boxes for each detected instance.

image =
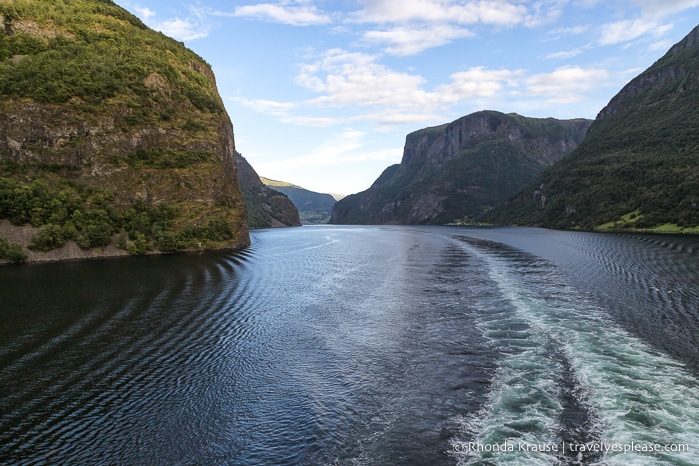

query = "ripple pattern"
[1,226,698,465]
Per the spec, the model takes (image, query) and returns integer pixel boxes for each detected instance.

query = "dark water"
[1,226,698,465]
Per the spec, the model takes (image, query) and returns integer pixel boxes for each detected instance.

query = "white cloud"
[352,0,529,26]
[435,67,524,104]
[363,25,474,55]
[136,5,211,41]
[599,18,673,45]
[544,49,583,59]
[620,66,644,77]
[281,115,347,127]
[295,63,324,91]
[352,0,454,23]
[525,66,610,103]
[157,18,210,41]
[297,50,526,113]
[524,0,564,27]
[239,50,618,127]
[350,0,549,54]
[134,6,156,20]
[255,129,401,171]
[573,0,602,7]
[630,0,699,19]
[237,50,525,127]
[355,147,405,162]
[234,95,350,126]
[551,24,591,35]
[370,112,445,126]
[648,39,673,51]
[297,49,431,109]
[233,2,331,26]
[543,41,594,60]
[234,97,296,116]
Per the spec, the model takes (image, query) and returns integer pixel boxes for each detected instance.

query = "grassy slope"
[0,0,249,261]
[260,177,302,189]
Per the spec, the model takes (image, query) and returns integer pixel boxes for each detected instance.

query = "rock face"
[261,178,336,224]
[235,153,301,228]
[597,25,698,121]
[485,24,699,230]
[0,0,249,261]
[331,111,591,225]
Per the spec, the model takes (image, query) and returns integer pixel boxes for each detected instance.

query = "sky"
[116,0,699,195]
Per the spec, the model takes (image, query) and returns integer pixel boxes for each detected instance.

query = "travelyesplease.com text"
[453,441,690,454]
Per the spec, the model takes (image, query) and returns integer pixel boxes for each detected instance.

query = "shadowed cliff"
[235,153,301,228]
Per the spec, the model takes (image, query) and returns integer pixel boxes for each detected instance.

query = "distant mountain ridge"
[261,177,336,224]
[236,155,300,228]
[484,24,699,231]
[331,111,591,225]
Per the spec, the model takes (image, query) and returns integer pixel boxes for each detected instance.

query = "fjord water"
[1,226,698,465]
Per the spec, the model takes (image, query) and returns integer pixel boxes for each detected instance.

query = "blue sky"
[117,0,699,195]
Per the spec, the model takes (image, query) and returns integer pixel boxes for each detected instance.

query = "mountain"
[261,177,336,224]
[484,25,699,232]
[330,111,591,225]
[236,154,301,228]
[0,0,250,263]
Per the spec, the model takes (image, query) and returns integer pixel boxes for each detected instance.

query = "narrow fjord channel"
[1,226,698,465]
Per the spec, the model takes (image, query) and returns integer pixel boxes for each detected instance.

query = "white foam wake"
[454,242,699,466]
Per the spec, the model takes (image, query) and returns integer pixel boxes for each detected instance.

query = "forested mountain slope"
[484,24,699,231]
[0,0,250,262]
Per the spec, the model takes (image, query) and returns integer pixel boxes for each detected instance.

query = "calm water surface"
[1,226,698,465]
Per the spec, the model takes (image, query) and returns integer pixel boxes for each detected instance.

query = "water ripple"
[1,227,698,465]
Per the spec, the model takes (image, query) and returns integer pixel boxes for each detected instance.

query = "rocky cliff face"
[0,0,249,262]
[402,112,587,167]
[331,111,591,225]
[235,153,301,228]
[485,24,699,231]
[597,25,698,121]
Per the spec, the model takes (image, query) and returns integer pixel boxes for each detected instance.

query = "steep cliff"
[0,0,250,262]
[261,177,336,224]
[485,24,699,231]
[331,111,590,225]
[235,153,301,228]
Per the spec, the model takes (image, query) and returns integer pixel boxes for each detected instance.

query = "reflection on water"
[1,226,698,465]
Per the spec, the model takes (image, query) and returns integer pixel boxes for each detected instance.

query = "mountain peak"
[668,23,699,55]
[597,23,699,121]
[331,111,591,225]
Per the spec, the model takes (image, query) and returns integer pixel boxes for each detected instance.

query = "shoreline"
[0,219,249,266]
